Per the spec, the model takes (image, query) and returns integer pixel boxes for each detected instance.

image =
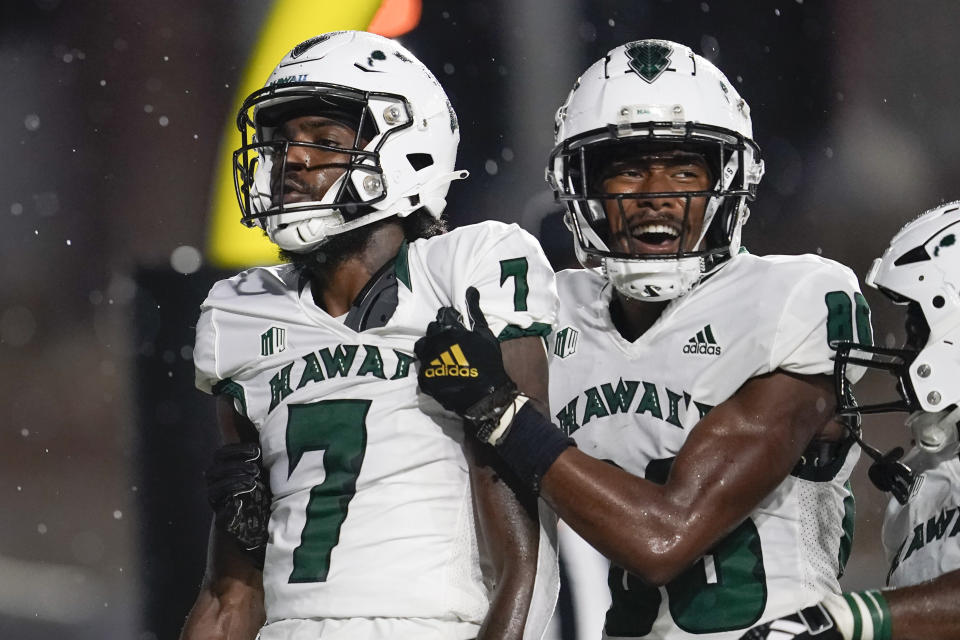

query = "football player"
[741,202,960,640]
[179,31,560,640]
[416,39,870,639]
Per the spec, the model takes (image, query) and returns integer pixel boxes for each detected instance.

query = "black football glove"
[205,442,271,566]
[739,604,844,640]
[867,446,915,506]
[415,287,521,443]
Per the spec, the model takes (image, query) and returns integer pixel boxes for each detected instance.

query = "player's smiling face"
[599,149,713,255]
[269,115,365,207]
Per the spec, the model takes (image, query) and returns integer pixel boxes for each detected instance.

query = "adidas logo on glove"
[424,344,479,378]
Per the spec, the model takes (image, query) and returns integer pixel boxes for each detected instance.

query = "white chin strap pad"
[604,255,702,301]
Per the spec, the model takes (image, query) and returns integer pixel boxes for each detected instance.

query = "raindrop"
[484,159,499,176]
[775,8,781,16]
[158,116,169,127]
[608,19,616,26]
[443,63,455,75]
[106,274,137,304]
[24,114,41,131]
[700,35,720,61]
[144,104,154,113]
[38,523,48,535]
[501,147,514,162]
[20,429,29,437]
[170,245,202,274]
[113,510,123,520]
[700,2,710,12]
[11,202,23,215]
[66,239,72,246]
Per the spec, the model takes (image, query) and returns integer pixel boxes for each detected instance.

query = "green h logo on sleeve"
[261,326,287,356]
[554,326,580,359]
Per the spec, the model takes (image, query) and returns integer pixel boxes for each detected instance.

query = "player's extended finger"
[465,286,490,333]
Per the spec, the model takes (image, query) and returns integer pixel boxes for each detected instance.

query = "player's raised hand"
[415,287,521,442]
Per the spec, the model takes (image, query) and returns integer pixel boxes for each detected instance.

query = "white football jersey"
[546,253,867,640]
[193,221,559,635]
[882,447,960,588]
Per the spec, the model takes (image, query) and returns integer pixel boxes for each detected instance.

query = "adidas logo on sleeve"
[424,344,479,378]
[682,324,722,356]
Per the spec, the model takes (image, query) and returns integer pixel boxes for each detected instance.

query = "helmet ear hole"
[406,153,434,171]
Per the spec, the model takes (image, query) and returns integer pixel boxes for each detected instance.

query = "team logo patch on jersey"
[554,326,580,358]
[683,324,722,356]
[260,326,286,356]
[625,41,673,83]
[424,344,478,379]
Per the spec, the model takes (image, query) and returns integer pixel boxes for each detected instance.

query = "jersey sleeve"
[427,221,559,341]
[193,304,220,394]
[770,260,872,378]
[194,297,252,418]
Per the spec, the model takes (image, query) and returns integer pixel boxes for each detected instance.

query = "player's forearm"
[469,447,539,639]
[478,565,536,640]
[540,448,703,584]
[179,578,265,640]
[182,526,266,640]
[885,569,960,640]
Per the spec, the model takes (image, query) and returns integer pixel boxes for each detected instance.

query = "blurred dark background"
[2,0,958,638]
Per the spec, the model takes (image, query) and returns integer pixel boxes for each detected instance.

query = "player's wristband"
[486,393,529,445]
[494,401,575,494]
[820,590,892,640]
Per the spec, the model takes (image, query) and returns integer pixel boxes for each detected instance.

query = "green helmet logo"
[625,41,673,83]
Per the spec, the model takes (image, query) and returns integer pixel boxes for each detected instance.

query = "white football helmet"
[233,31,467,252]
[835,201,960,452]
[547,39,764,301]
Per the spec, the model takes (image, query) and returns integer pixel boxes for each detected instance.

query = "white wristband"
[820,590,891,640]
[486,394,529,445]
